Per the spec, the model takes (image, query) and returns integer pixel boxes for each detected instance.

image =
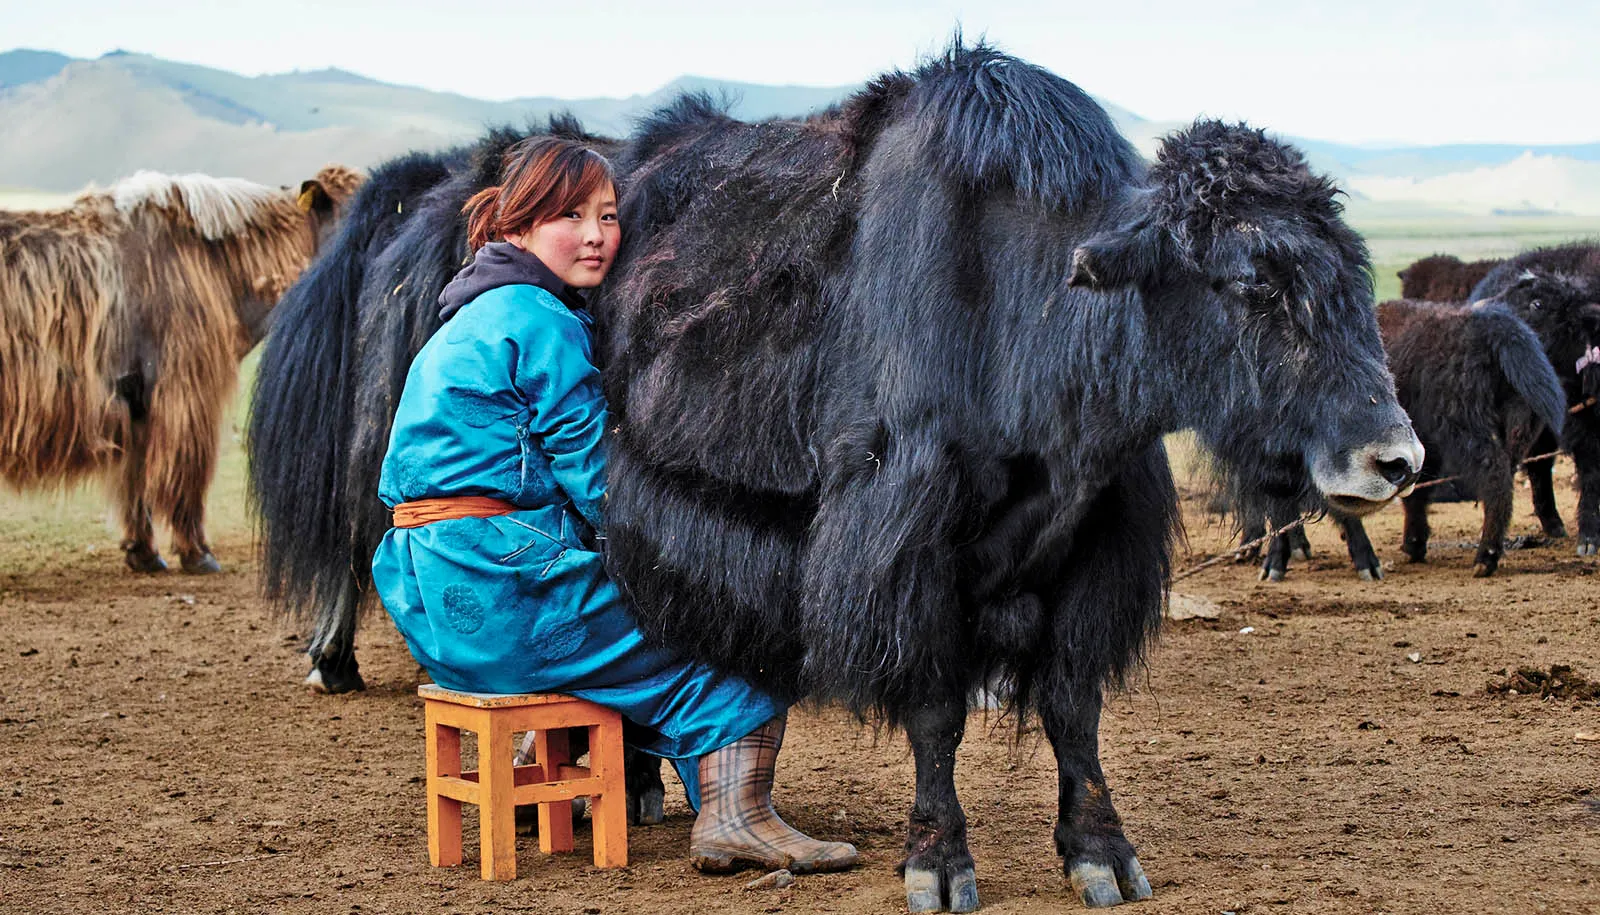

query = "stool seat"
[418,684,584,708]
[419,684,629,879]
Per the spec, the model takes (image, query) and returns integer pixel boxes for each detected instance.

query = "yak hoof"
[1472,562,1496,578]
[629,784,666,826]
[905,862,980,913]
[1069,857,1152,908]
[1577,538,1598,558]
[1290,547,1310,562]
[1543,522,1568,539]
[181,552,222,574]
[124,548,168,574]
[1356,565,1383,581]
[305,659,366,694]
[1260,566,1285,582]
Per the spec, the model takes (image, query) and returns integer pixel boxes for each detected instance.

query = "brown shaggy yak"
[1398,253,1502,301]
[0,166,360,573]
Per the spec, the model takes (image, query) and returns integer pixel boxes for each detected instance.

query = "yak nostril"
[1375,457,1414,487]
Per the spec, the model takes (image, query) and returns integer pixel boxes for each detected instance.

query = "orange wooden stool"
[419,684,629,879]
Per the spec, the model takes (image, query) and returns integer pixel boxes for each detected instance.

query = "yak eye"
[1235,278,1275,301]
[1530,299,1542,310]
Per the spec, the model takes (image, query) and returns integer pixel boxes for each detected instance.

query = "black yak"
[1240,292,1567,581]
[1472,246,1600,553]
[1398,253,1501,301]
[1478,267,1600,556]
[1356,298,1563,577]
[598,49,1420,910]
[252,46,1422,910]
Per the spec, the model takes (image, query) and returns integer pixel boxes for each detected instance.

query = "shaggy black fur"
[1481,268,1600,556]
[1398,254,1502,302]
[1364,299,1564,576]
[254,45,1417,911]
[247,148,455,691]
[1470,241,1600,302]
[595,45,1412,910]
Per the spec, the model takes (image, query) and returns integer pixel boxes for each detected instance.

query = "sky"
[3,0,1596,146]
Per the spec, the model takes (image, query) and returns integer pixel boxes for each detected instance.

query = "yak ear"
[297,179,335,215]
[1067,230,1153,291]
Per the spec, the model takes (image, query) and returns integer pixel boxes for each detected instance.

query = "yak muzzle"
[1314,429,1425,516]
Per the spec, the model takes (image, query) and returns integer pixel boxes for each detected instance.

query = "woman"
[372,136,857,875]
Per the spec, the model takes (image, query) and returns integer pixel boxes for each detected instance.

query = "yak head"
[1486,269,1600,400]
[1067,120,1421,514]
[296,164,364,254]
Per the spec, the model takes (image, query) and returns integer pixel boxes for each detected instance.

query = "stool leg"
[425,705,463,868]
[479,713,517,880]
[535,728,575,854]
[588,716,629,868]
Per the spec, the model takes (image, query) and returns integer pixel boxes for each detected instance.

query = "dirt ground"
[3,463,1598,915]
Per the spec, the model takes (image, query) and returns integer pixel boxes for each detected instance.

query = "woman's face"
[508,184,621,289]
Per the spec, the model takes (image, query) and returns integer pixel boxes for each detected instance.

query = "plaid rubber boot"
[689,715,859,874]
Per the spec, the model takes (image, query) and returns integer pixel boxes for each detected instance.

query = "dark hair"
[461,136,616,251]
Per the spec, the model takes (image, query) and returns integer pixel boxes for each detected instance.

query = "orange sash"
[391,496,521,529]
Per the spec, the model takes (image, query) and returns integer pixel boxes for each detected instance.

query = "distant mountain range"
[5,49,1598,214]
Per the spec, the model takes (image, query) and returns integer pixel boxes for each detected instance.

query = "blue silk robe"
[371,280,777,793]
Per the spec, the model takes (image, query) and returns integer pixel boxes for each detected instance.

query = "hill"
[2,48,1596,214]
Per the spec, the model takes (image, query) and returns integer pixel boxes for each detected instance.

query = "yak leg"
[902,696,979,913]
[625,747,666,826]
[134,340,224,575]
[618,722,666,825]
[305,583,366,694]
[1525,428,1566,538]
[1042,686,1150,908]
[162,437,220,575]
[1337,515,1383,580]
[1286,523,1313,561]
[115,418,166,573]
[1401,490,1432,563]
[1258,502,1303,582]
[1570,417,1600,557]
[1233,516,1266,563]
[168,477,220,574]
[1473,464,1516,577]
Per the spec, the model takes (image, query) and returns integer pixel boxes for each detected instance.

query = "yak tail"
[246,152,451,625]
[1476,304,1566,436]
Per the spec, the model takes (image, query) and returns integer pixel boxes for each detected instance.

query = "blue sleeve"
[517,307,608,532]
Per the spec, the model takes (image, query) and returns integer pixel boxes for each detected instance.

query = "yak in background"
[1399,253,1502,301]
[1362,297,1564,577]
[0,165,359,573]
[1471,248,1600,556]
[1232,288,1568,581]
[251,45,1424,910]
